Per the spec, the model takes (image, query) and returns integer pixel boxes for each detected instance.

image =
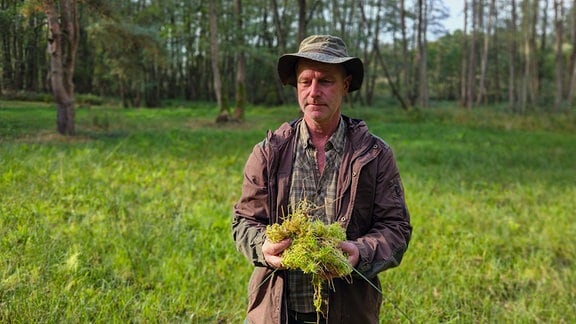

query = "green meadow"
[1,101,575,323]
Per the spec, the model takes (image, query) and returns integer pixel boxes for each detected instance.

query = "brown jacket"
[232,116,412,324]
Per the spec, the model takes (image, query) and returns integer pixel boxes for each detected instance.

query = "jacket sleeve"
[352,146,412,278]
[232,141,271,268]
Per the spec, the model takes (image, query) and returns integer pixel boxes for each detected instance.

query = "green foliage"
[0,101,575,323]
[0,91,53,103]
[87,20,166,107]
[76,94,107,106]
[266,200,352,313]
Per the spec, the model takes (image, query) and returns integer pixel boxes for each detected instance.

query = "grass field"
[1,100,575,323]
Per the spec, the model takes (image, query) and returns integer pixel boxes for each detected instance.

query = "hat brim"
[277,53,364,92]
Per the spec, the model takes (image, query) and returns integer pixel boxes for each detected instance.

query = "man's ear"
[344,75,352,93]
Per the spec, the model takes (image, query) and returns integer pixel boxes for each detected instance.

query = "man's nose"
[309,79,321,97]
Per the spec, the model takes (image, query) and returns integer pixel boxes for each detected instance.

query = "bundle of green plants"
[266,200,353,313]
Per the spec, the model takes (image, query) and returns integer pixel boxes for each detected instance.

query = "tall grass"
[1,101,574,323]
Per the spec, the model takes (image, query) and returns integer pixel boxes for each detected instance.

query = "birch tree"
[477,0,496,104]
[466,0,479,109]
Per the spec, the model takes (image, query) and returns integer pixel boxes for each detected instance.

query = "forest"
[1,2,575,321]
[2,0,576,116]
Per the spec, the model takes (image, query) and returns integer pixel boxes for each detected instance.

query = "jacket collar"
[267,114,375,155]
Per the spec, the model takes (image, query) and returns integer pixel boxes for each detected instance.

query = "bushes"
[1,91,109,107]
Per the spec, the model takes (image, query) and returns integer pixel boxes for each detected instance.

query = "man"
[232,35,412,324]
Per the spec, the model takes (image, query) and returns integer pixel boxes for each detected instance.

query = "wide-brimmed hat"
[277,35,364,92]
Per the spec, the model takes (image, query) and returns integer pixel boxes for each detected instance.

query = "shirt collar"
[298,117,346,153]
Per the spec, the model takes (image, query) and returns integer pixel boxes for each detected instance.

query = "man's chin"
[305,112,327,121]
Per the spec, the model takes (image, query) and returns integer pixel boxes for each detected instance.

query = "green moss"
[266,200,352,313]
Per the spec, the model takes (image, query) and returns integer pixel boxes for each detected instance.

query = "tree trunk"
[517,0,538,113]
[509,0,518,111]
[466,0,478,110]
[399,0,411,104]
[2,26,14,91]
[528,0,540,106]
[567,0,576,106]
[209,0,229,122]
[413,0,428,108]
[233,0,245,121]
[538,0,549,98]
[553,0,565,111]
[1,0,15,92]
[332,0,345,37]
[270,0,287,103]
[374,44,409,110]
[477,0,494,104]
[45,0,78,136]
[417,0,429,108]
[460,0,469,107]
[297,0,306,43]
[491,2,502,102]
[358,1,376,105]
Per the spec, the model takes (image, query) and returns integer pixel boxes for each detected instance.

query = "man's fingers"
[338,241,360,267]
[262,238,291,268]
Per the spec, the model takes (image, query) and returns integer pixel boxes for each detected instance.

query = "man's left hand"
[319,241,360,280]
[339,241,360,268]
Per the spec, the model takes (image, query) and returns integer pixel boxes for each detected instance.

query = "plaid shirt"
[287,118,346,314]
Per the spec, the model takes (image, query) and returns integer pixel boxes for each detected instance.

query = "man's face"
[296,59,351,126]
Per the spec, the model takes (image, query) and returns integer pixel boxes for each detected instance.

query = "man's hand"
[318,241,360,280]
[339,241,360,268]
[262,238,291,269]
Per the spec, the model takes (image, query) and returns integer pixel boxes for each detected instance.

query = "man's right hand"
[262,238,291,269]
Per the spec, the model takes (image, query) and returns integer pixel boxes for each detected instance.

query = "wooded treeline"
[1,0,576,114]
